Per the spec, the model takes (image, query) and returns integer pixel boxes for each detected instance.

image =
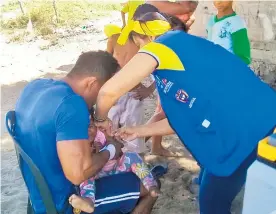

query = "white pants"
[108,92,146,153]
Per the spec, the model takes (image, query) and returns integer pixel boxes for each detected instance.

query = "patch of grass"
[55,1,121,28]
[1,0,20,13]
[1,0,121,39]
[1,14,29,29]
[37,26,54,36]
[8,32,27,43]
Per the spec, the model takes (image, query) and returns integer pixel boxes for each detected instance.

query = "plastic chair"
[5,111,60,214]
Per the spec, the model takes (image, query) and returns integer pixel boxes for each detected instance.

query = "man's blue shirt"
[15,79,89,213]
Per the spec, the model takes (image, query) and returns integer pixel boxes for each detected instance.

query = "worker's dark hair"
[161,13,187,32]
[133,4,160,20]
[130,4,187,41]
[130,11,168,41]
[68,51,119,82]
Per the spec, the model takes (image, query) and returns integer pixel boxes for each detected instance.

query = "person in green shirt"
[206,1,251,64]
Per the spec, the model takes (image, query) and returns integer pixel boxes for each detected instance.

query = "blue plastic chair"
[5,111,60,214]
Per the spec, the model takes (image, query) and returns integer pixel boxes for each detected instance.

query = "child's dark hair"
[89,107,95,119]
[130,4,187,41]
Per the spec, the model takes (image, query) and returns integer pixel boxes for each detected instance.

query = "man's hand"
[106,139,124,159]
[113,127,140,141]
[132,85,153,101]
[95,118,113,136]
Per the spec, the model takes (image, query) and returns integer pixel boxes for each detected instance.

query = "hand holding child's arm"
[132,82,156,101]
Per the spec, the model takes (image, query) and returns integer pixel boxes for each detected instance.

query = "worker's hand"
[132,85,153,101]
[113,127,140,141]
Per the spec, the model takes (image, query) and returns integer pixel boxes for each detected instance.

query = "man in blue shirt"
[15,51,156,214]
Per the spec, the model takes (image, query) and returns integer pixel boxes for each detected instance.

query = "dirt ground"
[0,13,243,214]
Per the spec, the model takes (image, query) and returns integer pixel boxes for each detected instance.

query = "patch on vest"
[175,89,189,103]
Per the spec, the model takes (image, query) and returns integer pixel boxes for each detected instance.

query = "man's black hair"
[68,51,119,82]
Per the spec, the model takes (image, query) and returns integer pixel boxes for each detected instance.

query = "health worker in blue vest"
[94,10,276,214]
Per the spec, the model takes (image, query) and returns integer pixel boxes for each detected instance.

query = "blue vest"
[153,31,276,176]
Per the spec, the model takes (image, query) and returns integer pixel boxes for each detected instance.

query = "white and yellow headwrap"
[117,20,171,45]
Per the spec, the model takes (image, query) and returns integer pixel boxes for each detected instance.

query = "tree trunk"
[52,0,59,23]
[18,0,24,14]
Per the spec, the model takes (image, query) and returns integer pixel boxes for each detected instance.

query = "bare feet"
[149,186,161,198]
[151,147,178,157]
[69,194,94,213]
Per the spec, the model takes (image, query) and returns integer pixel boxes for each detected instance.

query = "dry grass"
[1,0,121,39]
[8,31,27,42]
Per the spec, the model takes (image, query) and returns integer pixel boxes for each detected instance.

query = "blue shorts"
[93,172,140,214]
[67,172,140,214]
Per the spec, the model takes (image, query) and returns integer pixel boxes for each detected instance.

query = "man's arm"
[57,140,110,185]
[55,96,118,185]
[148,1,191,15]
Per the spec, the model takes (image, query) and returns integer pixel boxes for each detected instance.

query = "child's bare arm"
[121,2,129,28]
[121,11,126,28]
[93,141,104,153]
[106,37,114,55]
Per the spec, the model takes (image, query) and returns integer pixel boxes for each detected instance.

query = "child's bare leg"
[69,178,96,213]
[69,194,94,213]
[117,152,161,198]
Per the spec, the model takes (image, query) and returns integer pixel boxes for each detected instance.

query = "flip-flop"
[151,164,168,179]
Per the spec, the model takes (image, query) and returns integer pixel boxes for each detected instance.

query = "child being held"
[69,110,160,213]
